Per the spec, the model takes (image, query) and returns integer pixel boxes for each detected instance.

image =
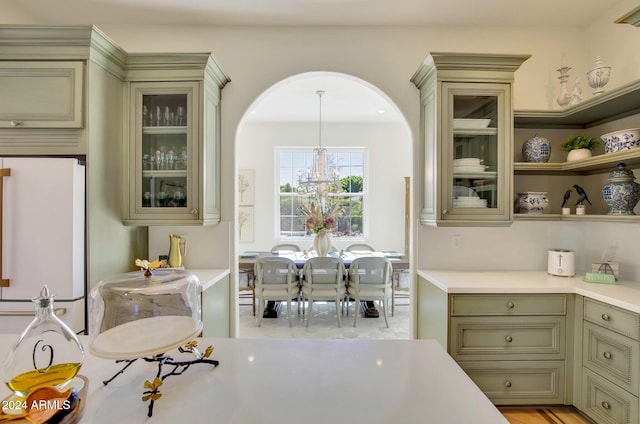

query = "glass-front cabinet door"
[127,81,200,223]
[122,53,229,226]
[442,83,510,223]
[411,52,529,226]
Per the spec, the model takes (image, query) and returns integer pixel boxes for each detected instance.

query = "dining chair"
[345,243,375,253]
[270,243,301,253]
[301,257,347,328]
[347,257,393,328]
[254,257,300,327]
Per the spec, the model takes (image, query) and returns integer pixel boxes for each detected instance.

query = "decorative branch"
[102,341,219,418]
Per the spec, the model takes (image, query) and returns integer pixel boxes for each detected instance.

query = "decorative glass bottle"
[1,286,84,397]
[556,65,572,108]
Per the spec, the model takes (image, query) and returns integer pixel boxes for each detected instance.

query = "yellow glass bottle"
[1,286,84,397]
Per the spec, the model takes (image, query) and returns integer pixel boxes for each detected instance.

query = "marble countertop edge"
[418,270,640,314]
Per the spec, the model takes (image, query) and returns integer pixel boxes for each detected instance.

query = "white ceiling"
[9,0,620,27]
[6,0,621,123]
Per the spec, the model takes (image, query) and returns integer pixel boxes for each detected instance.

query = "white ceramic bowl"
[600,128,640,153]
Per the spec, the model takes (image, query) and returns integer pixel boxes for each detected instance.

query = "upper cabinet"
[0,61,84,129]
[122,54,230,226]
[411,52,530,227]
[0,26,127,155]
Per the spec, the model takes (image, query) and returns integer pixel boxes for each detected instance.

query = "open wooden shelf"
[514,79,640,129]
[514,148,640,174]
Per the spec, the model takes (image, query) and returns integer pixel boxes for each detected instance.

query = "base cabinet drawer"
[584,298,640,340]
[460,360,565,405]
[450,316,565,360]
[582,368,639,424]
[451,294,566,316]
[583,322,639,396]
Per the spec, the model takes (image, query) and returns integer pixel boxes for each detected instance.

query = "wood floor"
[499,407,594,424]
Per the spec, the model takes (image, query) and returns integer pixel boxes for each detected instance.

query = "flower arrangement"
[300,199,342,234]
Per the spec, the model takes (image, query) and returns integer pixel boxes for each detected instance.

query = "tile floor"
[238,298,410,339]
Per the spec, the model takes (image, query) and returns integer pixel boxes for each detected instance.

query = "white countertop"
[0,336,507,424]
[418,270,640,314]
[189,268,230,291]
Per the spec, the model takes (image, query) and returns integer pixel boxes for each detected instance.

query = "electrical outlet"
[612,239,623,253]
[452,234,462,249]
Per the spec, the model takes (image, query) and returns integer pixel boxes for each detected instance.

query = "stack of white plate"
[453,197,488,208]
[453,158,485,174]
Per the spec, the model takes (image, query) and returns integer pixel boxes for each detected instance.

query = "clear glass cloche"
[88,269,202,360]
[1,285,84,397]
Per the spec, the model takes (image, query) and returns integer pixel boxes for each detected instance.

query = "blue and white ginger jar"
[602,163,640,215]
[522,134,551,163]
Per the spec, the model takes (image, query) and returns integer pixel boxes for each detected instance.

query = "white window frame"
[276,147,368,241]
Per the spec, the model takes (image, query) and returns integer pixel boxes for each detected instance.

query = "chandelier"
[297,90,341,199]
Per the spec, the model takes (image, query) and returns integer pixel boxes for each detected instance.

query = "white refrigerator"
[0,157,85,334]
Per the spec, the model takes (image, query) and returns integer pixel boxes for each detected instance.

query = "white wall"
[4,5,640,327]
[237,121,410,253]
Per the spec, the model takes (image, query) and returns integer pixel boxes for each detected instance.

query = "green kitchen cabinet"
[579,298,639,424]
[411,52,529,227]
[122,54,230,225]
[417,277,572,405]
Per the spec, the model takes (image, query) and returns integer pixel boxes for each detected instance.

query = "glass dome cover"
[89,269,202,360]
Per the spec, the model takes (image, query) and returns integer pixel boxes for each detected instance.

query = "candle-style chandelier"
[297,90,341,199]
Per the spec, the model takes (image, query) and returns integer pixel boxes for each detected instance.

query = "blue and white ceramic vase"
[515,192,550,214]
[602,163,640,215]
[522,134,551,163]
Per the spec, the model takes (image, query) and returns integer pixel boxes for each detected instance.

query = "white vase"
[566,148,592,162]
[313,230,331,257]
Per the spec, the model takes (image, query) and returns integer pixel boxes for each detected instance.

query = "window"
[278,148,366,239]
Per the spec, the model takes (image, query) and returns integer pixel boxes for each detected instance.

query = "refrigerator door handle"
[0,167,11,287]
[0,307,66,317]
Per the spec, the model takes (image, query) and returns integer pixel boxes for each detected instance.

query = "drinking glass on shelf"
[143,105,150,126]
[176,106,186,126]
[155,106,162,126]
[163,106,171,126]
[157,191,167,207]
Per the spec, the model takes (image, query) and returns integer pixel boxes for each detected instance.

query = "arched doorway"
[235,71,413,337]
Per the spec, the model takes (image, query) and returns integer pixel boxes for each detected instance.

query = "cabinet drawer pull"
[601,313,610,321]
[191,208,198,215]
[504,381,512,388]
[603,351,612,360]
[442,209,448,215]
[601,401,610,410]
[9,120,21,127]
[507,301,515,309]
[505,336,513,343]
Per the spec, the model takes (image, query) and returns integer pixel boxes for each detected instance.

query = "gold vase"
[168,233,182,267]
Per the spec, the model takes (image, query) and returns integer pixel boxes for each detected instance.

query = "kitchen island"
[0,336,508,424]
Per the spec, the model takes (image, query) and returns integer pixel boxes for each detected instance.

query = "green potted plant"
[560,135,600,161]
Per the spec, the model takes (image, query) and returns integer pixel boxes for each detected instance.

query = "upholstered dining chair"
[254,257,300,327]
[345,243,375,253]
[301,257,346,328]
[347,257,393,328]
[270,243,301,253]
